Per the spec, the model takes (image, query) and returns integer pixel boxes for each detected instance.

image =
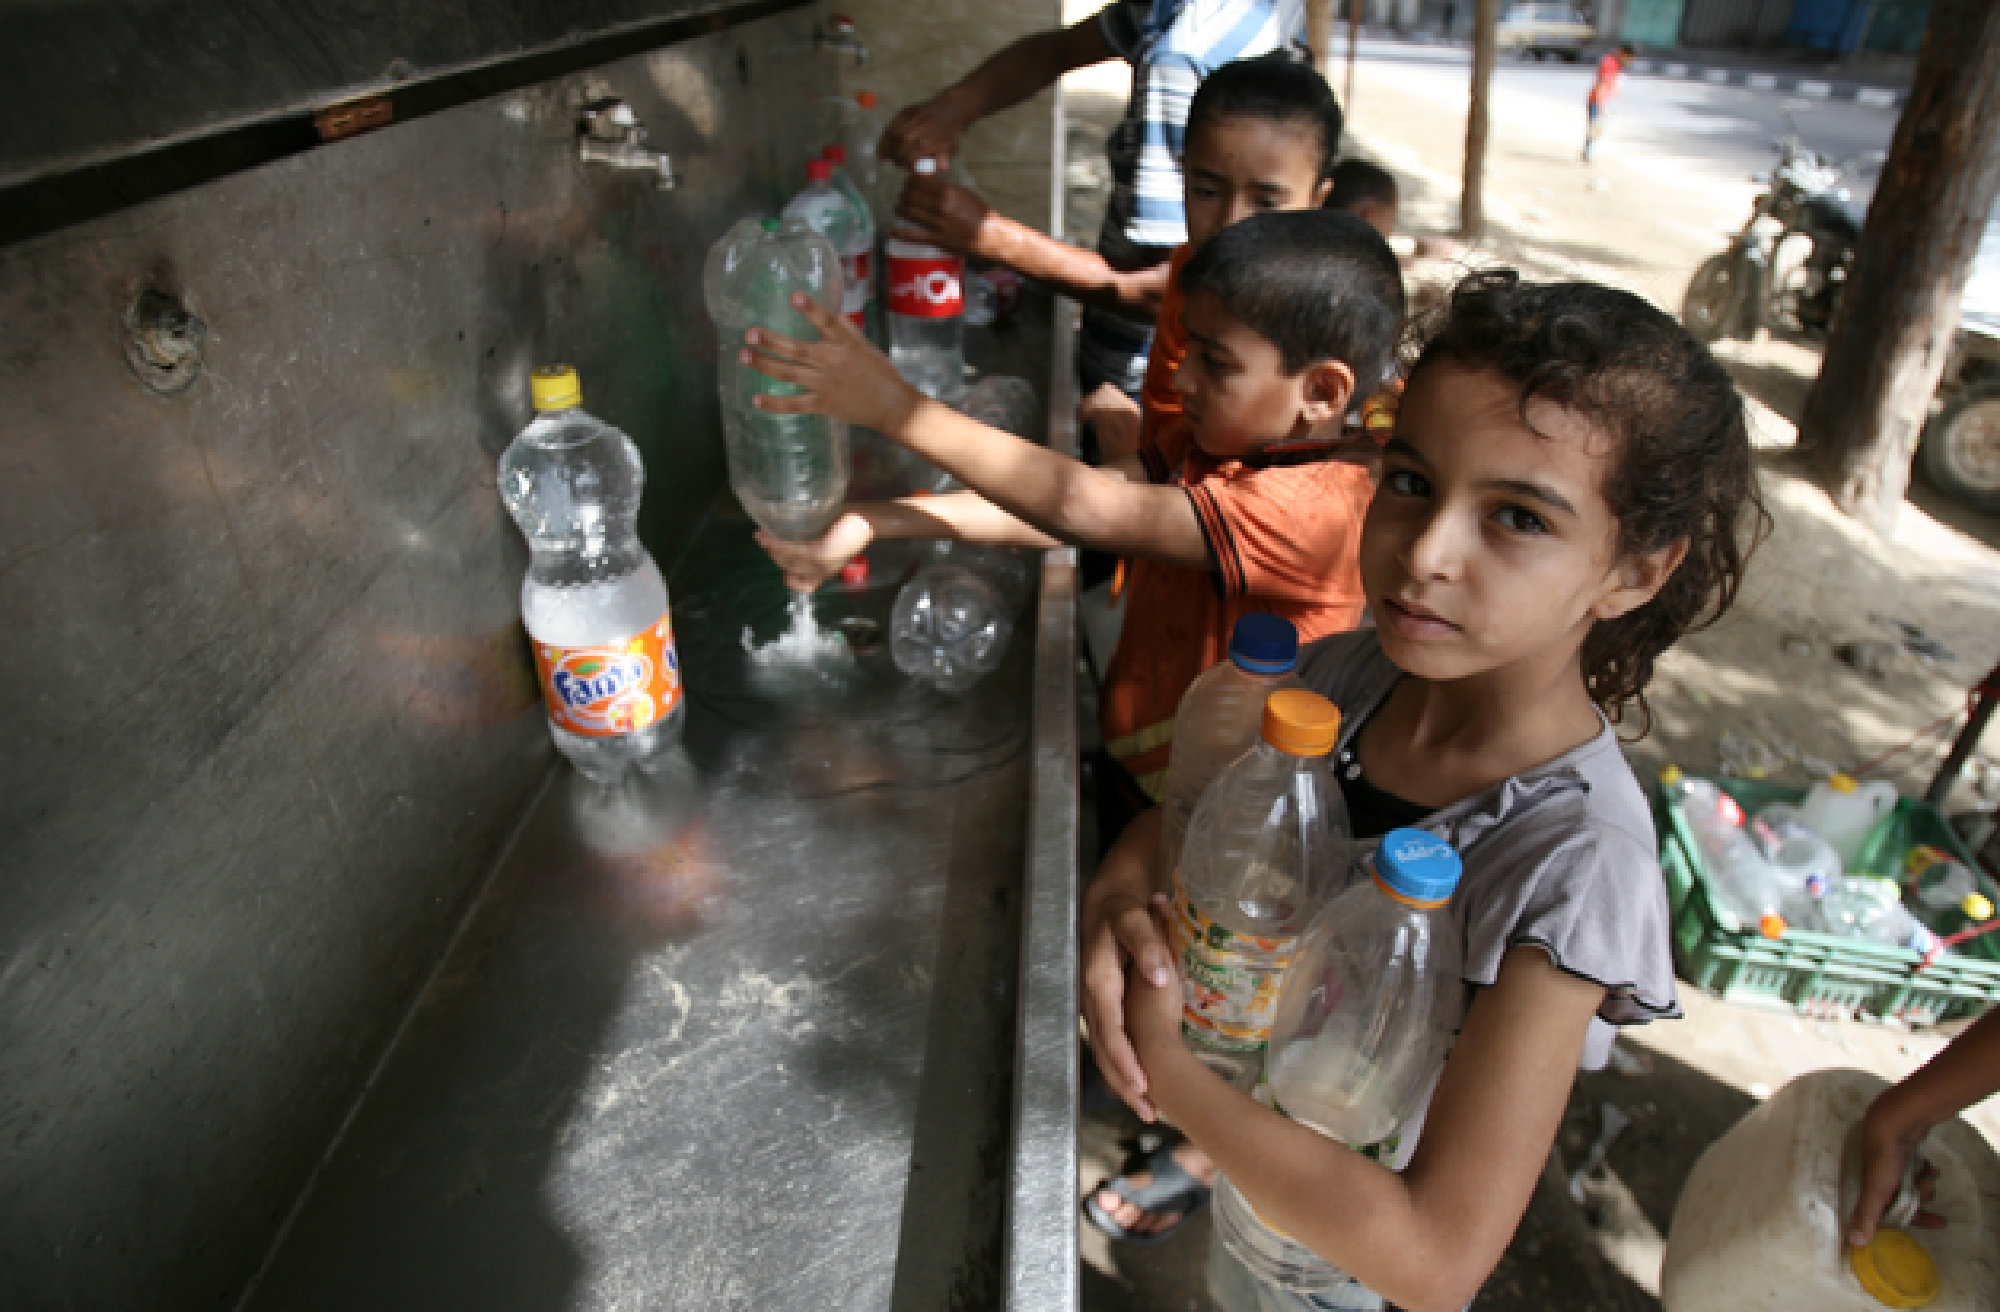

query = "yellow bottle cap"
[1829,772,1859,793]
[1659,764,1685,788]
[1849,1230,1940,1308]
[531,365,582,411]
[1965,892,1994,922]
[1261,690,1342,757]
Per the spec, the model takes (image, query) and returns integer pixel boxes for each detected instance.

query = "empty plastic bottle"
[821,146,878,335]
[1214,829,1467,1303]
[499,366,684,783]
[1172,691,1353,1090]
[889,562,1013,692]
[1820,876,1940,954]
[885,158,966,402]
[1662,768,1797,936]
[1798,772,1899,869]
[704,216,849,543]
[1157,615,1306,894]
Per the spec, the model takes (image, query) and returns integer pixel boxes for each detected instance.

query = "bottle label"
[887,252,963,319]
[1171,871,1296,1054]
[841,251,873,317]
[531,613,681,739]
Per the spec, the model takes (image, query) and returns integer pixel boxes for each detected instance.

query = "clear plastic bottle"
[1214,829,1467,1303]
[1157,614,1307,895]
[821,146,878,336]
[1171,690,1353,1089]
[1662,768,1795,937]
[889,563,1013,692]
[1819,876,1940,953]
[1797,772,1900,868]
[703,216,850,543]
[499,366,684,783]
[885,158,967,402]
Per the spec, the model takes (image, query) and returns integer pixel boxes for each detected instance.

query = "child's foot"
[1082,1138,1218,1242]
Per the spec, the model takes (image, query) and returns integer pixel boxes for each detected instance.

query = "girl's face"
[1362,362,1651,685]
[1181,116,1334,251]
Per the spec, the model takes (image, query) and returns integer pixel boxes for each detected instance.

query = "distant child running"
[1081,272,1770,1307]
[1583,42,1636,162]
[745,208,1401,831]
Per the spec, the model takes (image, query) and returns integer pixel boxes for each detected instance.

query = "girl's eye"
[1495,504,1550,536]
[1384,468,1429,498]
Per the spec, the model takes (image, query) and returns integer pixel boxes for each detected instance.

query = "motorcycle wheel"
[1920,382,2000,514]
[1682,253,1746,344]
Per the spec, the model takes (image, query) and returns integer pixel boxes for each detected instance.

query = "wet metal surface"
[245,513,1035,1310]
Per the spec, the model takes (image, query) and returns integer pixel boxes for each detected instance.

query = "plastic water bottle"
[704,216,849,542]
[885,159,966,402]
[1157,615,1307,894]
[1819,876,1940,953]
[889,563,1013,692]
[1172,691,1352,1090]
[786,157,871,336]
[499,366,684,783]
[1662,768,1796,936]
[1214,829,1466,1302]
[1797,772,1899,868]
[821,146,878,335]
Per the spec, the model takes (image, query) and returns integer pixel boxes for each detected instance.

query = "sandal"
[1082,1137,1213,1244]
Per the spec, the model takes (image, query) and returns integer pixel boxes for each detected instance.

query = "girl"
[1080,271,1769,1310]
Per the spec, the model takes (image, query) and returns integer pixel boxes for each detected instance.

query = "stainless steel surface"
[1005,299,1082,1312]
[0,12,840,1309]
[240,509,1037,1311]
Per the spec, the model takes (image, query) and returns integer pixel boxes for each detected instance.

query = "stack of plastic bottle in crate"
[1655,768,2000,1024]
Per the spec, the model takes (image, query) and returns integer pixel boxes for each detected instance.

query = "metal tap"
[817,15,869,66]
[577,99,675,189]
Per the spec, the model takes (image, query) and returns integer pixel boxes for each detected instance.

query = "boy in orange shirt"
[745,206,1402,825]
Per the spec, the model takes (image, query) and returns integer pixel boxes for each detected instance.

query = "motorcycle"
[1682,121,1881,345]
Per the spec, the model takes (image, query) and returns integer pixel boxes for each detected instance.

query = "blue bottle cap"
[1229,613,1299,674]
[1374,828,1462,907]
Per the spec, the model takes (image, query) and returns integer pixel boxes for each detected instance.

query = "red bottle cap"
[839,557,869,586]
[825,144,848,163]
[807,159,832,181]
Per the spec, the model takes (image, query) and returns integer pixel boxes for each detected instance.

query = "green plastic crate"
[1654,775,2000,1026]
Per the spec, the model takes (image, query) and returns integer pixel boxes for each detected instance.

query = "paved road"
[1341,37,1899,209]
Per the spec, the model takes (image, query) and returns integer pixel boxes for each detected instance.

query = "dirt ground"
[1056,40,2000,1312]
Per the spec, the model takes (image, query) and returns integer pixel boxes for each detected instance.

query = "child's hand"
[893,173,994,259]
[1122,897,1190,1064]
[755,513,874,594]
[1849,1093,1947,1247]
[742,294,922,436]
[1079,383,1143,464]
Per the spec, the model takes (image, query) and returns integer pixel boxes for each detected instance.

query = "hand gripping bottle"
[1171,691,1352,1090]
[1157,614,1306,895]
[821,146,879,336]
[885,158,966,402]
[704,216,850,543]
[500,366,684,783]
[1215,829,1466,1302]
[784,159,871,335]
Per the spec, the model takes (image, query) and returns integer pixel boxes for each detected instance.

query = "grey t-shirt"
[1296,630,1681,1034]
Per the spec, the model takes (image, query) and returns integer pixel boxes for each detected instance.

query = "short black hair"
[1184,52,1344,181]
[1327,159,1399,214]
[1178,209,1404,386]
[1619,41,1637,56]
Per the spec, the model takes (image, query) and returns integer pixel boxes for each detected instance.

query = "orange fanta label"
[532,614,681,738]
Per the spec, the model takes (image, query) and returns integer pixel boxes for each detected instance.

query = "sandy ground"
[1055,39,2000,1312]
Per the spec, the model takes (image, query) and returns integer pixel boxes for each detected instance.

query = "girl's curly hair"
[1408,270,1771,730]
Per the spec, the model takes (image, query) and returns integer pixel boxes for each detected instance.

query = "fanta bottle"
[885,158,966,402]
[500,366,684,783]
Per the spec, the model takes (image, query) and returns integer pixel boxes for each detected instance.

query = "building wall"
[0,5,836,1308]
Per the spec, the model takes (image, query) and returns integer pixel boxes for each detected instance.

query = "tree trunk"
[1461,0,1499,238]
[1796,0,2000,534]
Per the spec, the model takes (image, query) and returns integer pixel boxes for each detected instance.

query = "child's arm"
[756,493,1060,593]
[1079,807,1176,1122]
[744,297,1213,569]
[894,177,1171,321]
[1125,932,1604,1312]
[1849,1006,2000,1246]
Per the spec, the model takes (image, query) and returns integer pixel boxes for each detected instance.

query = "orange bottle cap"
[1261,690,1342,757]
[1757,911,1787,939]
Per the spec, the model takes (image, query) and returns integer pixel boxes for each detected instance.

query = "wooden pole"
[1308,0,1333,73]
[1461,0,1498,238]
[1346,0,1361,115]
[1795,0,2000,534]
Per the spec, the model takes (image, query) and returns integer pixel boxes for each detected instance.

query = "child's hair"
[1327,159,1399,214]
[1411,271,1769,725]
[1184,52,1344,181]
[1179,209,1405,391]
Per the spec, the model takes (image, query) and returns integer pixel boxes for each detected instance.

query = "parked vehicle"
[1920,216,2000,512]
[1682,124,1878,345]
[1495,3,1594,60]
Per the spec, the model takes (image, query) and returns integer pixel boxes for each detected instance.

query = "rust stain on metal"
[314,96,395,143]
